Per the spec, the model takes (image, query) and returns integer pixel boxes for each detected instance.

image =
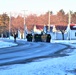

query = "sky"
[0,0,76,15]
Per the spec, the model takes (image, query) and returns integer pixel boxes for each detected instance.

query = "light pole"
[48,11,50,32]
[22,10,27,39]
[9,12,11,39]
[68,11,71,40]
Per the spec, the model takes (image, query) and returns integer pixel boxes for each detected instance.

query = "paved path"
[0,39,68,66]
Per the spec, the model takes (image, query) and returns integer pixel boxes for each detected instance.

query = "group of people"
[26,34,51,43]
[13,32,51,43]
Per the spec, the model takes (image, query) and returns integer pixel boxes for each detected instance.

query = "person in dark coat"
[14,33,17,42]
[26,34,32,42]
[46,34,51,43]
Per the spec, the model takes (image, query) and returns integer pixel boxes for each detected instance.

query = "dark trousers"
[14,38,16,42]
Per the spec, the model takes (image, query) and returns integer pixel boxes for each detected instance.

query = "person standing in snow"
[46,34,51,42]
[14,33,17,42]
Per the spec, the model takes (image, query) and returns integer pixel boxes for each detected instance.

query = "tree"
[26,14,37,31]
[71,12,76,23]
[11,15,24,33]
[56,9,68,25]
[0,13,9,37]
[56,26,67,40]
[57,9,65,15]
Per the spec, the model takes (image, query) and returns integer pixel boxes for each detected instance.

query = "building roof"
[55,25,67,31]
[36,25,44,30]
[70,24,76,30]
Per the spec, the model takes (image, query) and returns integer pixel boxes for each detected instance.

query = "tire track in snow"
[0,42,67,66]
[0,42,47,63]
[0,42,45,55]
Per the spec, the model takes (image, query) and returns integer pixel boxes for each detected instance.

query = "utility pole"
[68,11,71,26]
[68,11,71,40]
[48,11,50,32]
[23,10,27,39]
[9,12,11,39]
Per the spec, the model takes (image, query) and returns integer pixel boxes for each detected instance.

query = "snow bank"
[0,41,17,48]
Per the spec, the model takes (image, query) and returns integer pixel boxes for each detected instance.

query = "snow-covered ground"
[0,36,18,48]
[0,38,76,75]
[0,41,17,48]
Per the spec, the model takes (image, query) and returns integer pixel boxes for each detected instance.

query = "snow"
[0,41,17,48]
[0,38,76,75]
[0,37,17,48]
